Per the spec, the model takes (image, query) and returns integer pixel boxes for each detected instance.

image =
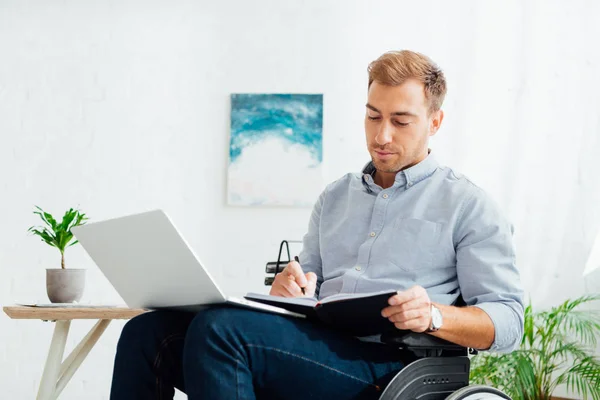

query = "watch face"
[432,306,443,328]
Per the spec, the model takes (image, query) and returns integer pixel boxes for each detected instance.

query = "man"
[110,50,524,400]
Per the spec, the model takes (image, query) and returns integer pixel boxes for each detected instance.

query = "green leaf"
[523,302,535,348]
[37,206,58,231]
[561,309,600,347]
[71,211,88,229]
[59,208,76,232]
[33,210,52,229]
[470,295,600,400]
[29,206,89,265]
[28,228,58,247]
[558,356,600,400]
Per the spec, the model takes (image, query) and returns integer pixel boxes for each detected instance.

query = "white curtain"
[426,0,600,307]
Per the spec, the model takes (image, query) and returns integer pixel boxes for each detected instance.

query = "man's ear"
[429,110,444,136]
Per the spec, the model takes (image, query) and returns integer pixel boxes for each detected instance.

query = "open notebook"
[244,290,398,337]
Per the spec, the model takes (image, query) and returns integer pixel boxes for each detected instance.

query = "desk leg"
[36,319,112,400]
[52,319,111,400]
[37,320,70,400]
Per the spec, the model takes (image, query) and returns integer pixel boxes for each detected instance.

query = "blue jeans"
[110,306,410,400]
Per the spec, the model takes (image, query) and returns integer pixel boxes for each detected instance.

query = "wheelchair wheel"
[445,384,512,399]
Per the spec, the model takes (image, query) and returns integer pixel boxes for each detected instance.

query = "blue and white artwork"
[228,94,323,206]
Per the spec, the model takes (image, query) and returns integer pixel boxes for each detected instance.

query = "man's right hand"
[269,260,317,298]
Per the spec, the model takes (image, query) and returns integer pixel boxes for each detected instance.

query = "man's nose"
[375,121,393,145]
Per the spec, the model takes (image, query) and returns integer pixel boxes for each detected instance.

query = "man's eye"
[367,116,380,120]
[395,121,409,126]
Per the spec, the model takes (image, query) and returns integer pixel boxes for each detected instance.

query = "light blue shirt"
[299,153,524,353]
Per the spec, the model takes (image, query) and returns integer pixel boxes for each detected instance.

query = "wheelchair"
[376,330,510,399]
[264,241,512,400]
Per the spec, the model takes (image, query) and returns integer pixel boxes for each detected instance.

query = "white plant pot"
[46,269,86,303]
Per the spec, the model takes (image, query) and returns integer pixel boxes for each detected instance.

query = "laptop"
[71,209,304,318]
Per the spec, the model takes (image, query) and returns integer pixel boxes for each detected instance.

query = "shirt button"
[370,231,376,237]
[355,266,362,271]
[382,193,389,199]
[407,182,412,187]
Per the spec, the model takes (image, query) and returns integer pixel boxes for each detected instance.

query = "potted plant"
[470,295,600,400]
[28,206,89,303]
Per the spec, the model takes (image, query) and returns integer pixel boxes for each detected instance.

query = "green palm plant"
[470,295,600,400]
[28,206,89,269]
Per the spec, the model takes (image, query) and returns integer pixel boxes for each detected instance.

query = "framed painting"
[228,93,323,206]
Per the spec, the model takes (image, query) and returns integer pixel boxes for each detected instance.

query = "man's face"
[365,80,442,174]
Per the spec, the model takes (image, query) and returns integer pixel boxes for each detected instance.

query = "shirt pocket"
[392,218,442,271]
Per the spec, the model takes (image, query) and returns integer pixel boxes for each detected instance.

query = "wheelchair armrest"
[380,330,469,356]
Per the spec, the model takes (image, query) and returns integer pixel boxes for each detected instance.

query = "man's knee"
[185,306,272,352]
[183,307,260,375]
[117,312,159,351]
[186,307,240,339]
[117,310,188,353]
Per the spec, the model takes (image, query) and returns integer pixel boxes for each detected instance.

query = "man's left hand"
[381,285,432,333]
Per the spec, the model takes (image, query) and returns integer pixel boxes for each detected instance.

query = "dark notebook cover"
[244,290,398,337]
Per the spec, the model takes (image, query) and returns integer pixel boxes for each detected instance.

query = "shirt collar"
[361,150,439,192]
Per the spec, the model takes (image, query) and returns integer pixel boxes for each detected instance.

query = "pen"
[294,256,306,295]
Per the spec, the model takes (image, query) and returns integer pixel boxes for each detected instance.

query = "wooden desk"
[3,306,146,400]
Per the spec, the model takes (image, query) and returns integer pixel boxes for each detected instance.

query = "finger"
[269,287,282,296]
[388,287,419,305]
[388,285,427,306]
[281,274,304,297]
[381,297,430,318]
[304,272,317,297]
[393,316,430,333]
[284,261,308,287]
[268,275,288,297]
[269,277,294,297]
[270,281,301,298]
[269,286,290,297]
[270,272,303,297]
[386,307,429,324]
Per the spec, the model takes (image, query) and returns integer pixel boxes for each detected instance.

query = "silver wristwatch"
[428,304,443,332]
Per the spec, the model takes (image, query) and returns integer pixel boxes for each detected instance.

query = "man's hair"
[367,50,447,114]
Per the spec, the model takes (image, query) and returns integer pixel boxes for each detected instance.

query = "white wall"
[1,0,599,398]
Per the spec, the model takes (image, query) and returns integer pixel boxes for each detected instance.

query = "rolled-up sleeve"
[298,188,326,296]
[454,187,525,353]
